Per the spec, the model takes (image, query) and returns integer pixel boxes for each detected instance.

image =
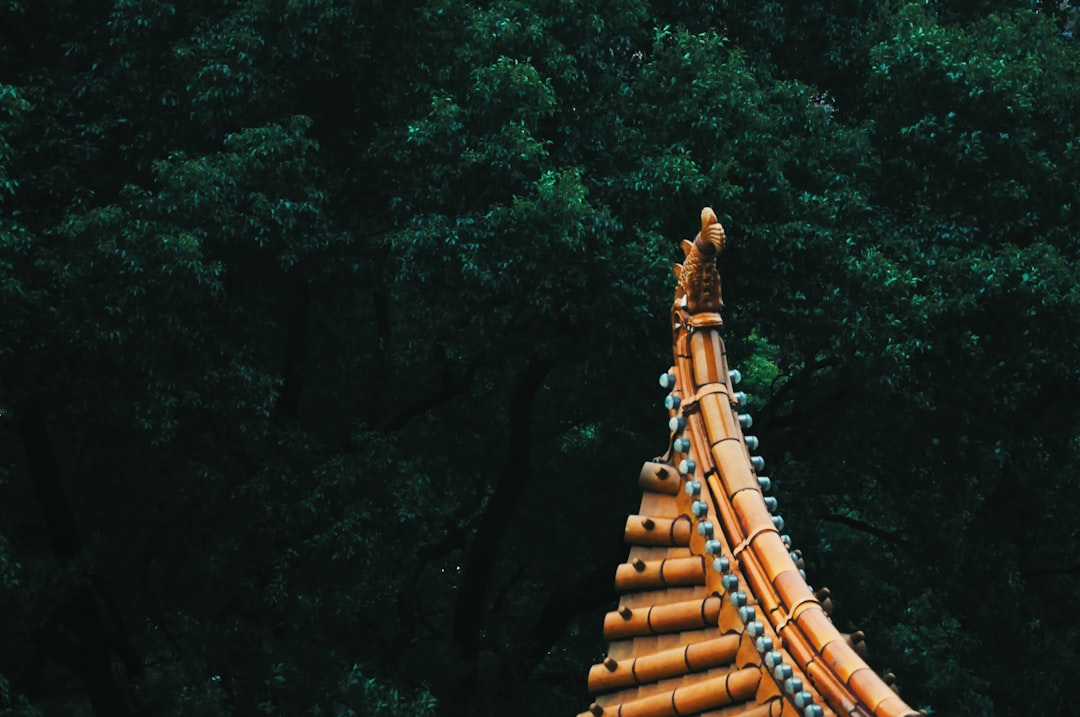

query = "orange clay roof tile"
[588,635,741,693]
[640,462,682,495]
[615,556,707,592]
[622,515,693,547]
[603,595,723,641]
[582,209,921,717]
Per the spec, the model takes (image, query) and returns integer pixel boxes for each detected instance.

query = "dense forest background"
[2,0,1079,715]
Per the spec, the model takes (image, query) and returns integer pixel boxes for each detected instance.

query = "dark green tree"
[1,1,1077,716]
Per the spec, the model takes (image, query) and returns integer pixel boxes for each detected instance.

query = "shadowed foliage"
[1,1,1078,715]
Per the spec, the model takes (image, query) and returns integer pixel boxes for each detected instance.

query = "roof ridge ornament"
[674,207,726,328]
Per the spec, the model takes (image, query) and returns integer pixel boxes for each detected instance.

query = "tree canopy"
[1,1,1078,715]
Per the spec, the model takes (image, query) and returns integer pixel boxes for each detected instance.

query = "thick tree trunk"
[15,399,142,717]
[494,551,621,709]
[274,278,310,422]
[449,357,553,708]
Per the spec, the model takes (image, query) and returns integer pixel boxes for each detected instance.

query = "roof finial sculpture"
[674,207,726,327]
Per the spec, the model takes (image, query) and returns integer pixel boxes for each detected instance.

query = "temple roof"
[579,209,919,717]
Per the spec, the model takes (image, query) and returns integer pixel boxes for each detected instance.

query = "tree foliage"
[1,1,1078,716]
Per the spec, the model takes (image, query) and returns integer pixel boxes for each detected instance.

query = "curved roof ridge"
[580,208,920,717]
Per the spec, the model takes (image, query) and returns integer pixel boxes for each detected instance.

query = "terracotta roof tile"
[582,209,920,717]
[615,556,707,592]
[588,634,741,693]
[640,462,682,495]
[623,515,693,547]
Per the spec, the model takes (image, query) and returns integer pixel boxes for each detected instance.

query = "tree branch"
[381,350,484,432]
[761,355,843,416]
[755,385,851,434]
[1020,563,1080,577]
[823,513,911,548]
